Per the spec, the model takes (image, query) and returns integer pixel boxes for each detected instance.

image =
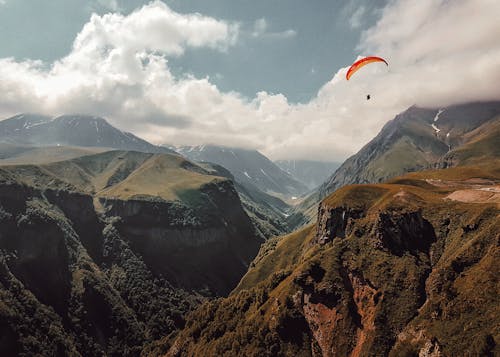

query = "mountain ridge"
[163,162,500,357]
[0,150,263,355]
[175,144,309,198]
[320,101,500,197]
[289,101,500,228]
[0,113,175,154]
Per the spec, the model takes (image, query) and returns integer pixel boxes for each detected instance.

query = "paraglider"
[346,56,388,101]
[346,56,388,80]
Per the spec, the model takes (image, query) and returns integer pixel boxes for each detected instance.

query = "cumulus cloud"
[0,0,499,161]
[358,0,500,107]
[0,1,239,132]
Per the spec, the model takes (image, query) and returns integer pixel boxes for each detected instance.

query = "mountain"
[0,116,291,239]
[175,145,308,198]
[275,159,341,190]
[290,101,500,228]
[0,114,175,154]
[0,141,293,241]
[320,101,500,198]
[0,150,262,355]
[163,162,500,356]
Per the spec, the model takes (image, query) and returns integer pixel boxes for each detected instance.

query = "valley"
[0,102,499,356]
[0,150,262,355]
[1,2,499,356]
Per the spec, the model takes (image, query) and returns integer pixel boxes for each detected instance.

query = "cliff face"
[101,179,259,295]
[0,152,262,356]
[166,165,500,357]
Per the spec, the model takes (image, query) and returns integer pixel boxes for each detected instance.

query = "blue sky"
[0,0,499,161]
[0,0,387,103]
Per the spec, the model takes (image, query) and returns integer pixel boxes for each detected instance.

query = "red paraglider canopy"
[346,56,388,80]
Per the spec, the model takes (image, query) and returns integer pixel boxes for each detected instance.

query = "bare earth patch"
[445,185,500,203]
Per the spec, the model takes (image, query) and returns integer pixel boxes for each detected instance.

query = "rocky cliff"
[0,151,262,356]
[165,164,499,356]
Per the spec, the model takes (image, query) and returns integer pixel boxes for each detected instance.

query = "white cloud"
[252,17,296,39]
[252,18,268,37]
[0,0,499,161]
[349,6,366,28]
[358,0,500,107]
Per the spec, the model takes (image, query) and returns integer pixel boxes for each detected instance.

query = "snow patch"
[24,121,47,130]
[433,109,445,122]
[431,123,441,133]
[243,171,252,179]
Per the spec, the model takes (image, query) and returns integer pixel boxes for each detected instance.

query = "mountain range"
[275,160,341,191]
[175,145,309,198]
[321,101,500,197]
[1,101,499,356]
[0,114,300,240]
[290,101,500,228]
[157,101,500,356]
[0,114,174,154]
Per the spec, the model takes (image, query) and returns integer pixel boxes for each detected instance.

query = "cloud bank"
[0,0,499,161]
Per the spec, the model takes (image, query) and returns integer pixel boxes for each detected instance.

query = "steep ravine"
[100,179,260,296]
[0,175,262,355]
[165,175,499,357]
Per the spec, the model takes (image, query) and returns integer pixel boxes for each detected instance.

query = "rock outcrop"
[165,166,499,357]
[0,152,262,356]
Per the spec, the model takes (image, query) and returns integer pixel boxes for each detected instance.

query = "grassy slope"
[0,145,110,165]
[234,225,315,294]
[164,162,500,357]
[443,117,500,167]
[0,150,224,205]
[98,154,222,202]
[290,115,500,231]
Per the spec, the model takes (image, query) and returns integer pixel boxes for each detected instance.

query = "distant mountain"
[320,101,500,198]
[0,114,175,154]
[176,145,308,197]
[275,159,341,190]
[288,101,500,228]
